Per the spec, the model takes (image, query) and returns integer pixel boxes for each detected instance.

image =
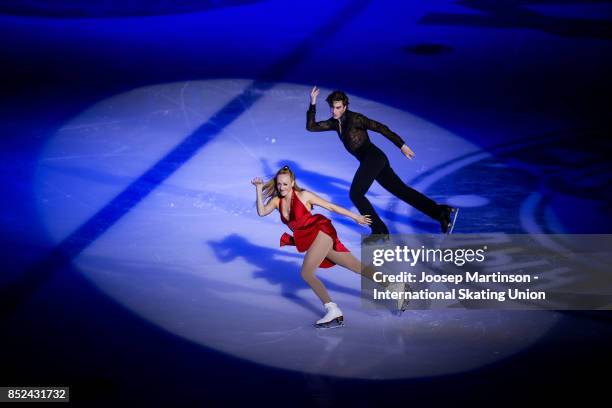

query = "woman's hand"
[310,86,319,105]
[355,214,372,226]
[251,177,264,187]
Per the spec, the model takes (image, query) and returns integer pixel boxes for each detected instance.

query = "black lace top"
[306,104,405,157]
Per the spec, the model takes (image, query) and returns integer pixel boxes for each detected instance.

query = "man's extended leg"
[349,152,388,235]
[375,162,442,220]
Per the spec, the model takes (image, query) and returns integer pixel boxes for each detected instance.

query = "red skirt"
[280,214,349,268]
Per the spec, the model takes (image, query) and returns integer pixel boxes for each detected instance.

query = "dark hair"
[325,90,349,107]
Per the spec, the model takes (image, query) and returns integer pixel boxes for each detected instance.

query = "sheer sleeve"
[306,104,334,132]
[361,114,405,148]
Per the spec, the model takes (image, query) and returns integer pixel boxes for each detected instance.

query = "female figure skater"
[252,165,405,329]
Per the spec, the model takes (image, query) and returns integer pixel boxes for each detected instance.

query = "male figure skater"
[306,86,458,243]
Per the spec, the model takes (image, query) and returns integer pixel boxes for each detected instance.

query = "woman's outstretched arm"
[251,177,278,217]
[302,190,371,226]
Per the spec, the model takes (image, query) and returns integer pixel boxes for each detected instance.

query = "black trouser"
[349,144,442,234]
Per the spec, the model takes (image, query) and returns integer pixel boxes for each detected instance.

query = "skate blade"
[448,208,459,234]
[394,302,409,315]
[314,316,344,329]
[394,284,408,313]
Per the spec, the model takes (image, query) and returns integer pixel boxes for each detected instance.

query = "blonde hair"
[263,165,305,203]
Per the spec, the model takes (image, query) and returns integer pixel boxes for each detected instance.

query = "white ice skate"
[315,302,344,329]
[387,282,408,312]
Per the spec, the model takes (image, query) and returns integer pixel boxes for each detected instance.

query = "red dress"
[279,189,350,268]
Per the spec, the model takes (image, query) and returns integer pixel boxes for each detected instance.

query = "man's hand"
[310,86,319,105]
[401,144,415,160]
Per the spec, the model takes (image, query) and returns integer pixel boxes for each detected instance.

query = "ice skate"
[448,207,459,233]
[439,205,459,234]
[362,233,390,246]
[315,302,344,329]
[387,282,407,312]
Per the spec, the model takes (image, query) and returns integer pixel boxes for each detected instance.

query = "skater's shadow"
[207,234,362,317]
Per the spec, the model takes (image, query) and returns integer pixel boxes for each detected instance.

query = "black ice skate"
[361,233,390,246]
[439,205,459,234]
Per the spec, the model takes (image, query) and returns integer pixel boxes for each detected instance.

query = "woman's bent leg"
[325,249,378,283]
[301,231,334,304]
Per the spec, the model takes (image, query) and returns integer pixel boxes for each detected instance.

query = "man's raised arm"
[306,85,334,132]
